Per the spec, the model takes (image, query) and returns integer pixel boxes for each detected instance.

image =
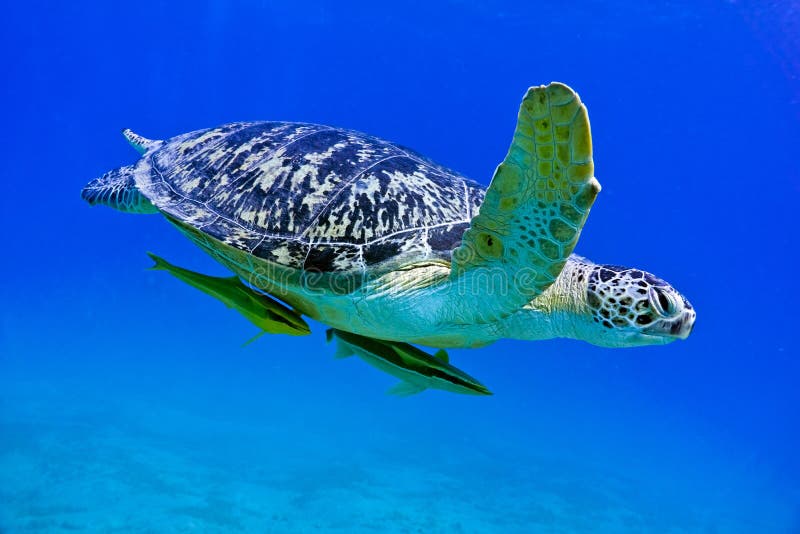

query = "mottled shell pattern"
[137,122,485,274]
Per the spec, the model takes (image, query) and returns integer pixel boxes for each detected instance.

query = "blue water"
[2,1,799,532]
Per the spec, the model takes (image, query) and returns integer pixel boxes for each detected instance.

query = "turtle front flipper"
[148,253,310,337]
[326,329,491,396]
[451,82,601,322]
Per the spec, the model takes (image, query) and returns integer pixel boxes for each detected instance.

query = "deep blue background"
[1,1,798,531]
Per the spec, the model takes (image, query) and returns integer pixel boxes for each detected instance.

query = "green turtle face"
[582,264,695,347]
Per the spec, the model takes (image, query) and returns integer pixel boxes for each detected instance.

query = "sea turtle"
[82,83,695,392]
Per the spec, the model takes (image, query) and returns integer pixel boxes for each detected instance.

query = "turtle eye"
[650,287,678,317]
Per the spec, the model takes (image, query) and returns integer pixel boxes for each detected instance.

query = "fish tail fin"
[147,251,172,271]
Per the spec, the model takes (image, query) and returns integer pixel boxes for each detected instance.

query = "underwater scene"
[1,1,799,532]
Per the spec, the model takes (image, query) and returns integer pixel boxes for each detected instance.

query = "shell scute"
[137,122,486,274]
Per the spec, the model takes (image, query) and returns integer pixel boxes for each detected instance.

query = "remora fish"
[327,329,491,396]
[148,252,310,338]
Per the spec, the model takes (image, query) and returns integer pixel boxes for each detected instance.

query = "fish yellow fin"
[387,382,426,397]
[326,329,355,358]
[242,330,267,347]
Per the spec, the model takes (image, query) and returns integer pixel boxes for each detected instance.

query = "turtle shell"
[135,122,485,274]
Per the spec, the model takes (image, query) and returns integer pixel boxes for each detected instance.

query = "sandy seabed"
[1,377,791,534]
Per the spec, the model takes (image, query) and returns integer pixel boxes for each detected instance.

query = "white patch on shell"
[138,121,484,273]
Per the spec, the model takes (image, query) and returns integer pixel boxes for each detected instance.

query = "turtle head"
[574,262,696,348]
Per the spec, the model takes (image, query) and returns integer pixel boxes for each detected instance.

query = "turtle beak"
[672,307,696,340]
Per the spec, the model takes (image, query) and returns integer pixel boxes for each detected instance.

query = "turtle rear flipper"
[451,83,601,322]
[82,129,163,213]
[81,164,158,214]
[122,128,160,155]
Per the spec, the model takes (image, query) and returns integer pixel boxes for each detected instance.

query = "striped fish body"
[328,329,491,396]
